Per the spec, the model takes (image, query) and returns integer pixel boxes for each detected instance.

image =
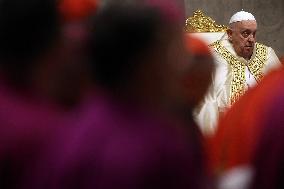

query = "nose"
[248,34,255,42]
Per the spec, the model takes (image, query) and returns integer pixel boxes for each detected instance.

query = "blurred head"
[0,0,60,85]
[227,19,257,60]
[183,35,215,108]
[0,0,91,107]
[34,23,92,107]
[90,1,186,107]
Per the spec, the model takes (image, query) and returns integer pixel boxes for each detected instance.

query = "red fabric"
[207,66,284,175]
[185,35,211,56]
[183,34,214,110]
[59,0,98,21]
[251,83,284,189]
[280,56,284,64]
[183,35,214,176]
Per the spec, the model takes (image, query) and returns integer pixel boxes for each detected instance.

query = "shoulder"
[255,43,281,66]
[255,42,276,55]
[255,42,268,48]
[209,42,231,67]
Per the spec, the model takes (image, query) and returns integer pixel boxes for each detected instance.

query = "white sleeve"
[194,86,219,136]
[193,52,227,136]
[263,47,282,74]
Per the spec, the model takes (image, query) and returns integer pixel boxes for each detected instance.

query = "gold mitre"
[185,10,228,32]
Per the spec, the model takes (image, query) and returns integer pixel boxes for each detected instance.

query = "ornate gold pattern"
[210,41,268,105]
[185,10,228,33]
[247,43,268,82]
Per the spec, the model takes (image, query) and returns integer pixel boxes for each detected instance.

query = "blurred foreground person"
[183,35,215,140]
[0,0,82,188]
[208,65,284,189]
[33,1,206,189]
[183,35,215,183]
[37,0,99,108]
[184,35,215,111]
[250,77,284,189]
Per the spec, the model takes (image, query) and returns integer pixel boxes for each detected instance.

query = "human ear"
[227,29,233,42]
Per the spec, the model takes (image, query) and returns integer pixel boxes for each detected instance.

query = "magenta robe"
[29,92,206,189]
[0,78,70,189]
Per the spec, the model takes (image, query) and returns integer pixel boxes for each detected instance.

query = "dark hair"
[90,3,167,89]
[0,0,60,66]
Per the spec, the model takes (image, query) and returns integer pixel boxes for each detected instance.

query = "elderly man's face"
[227,20,257,60]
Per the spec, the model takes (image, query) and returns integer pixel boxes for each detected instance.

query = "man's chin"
[242,52,253,60]
[244,49,253,57]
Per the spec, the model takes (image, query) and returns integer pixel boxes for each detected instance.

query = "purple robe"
[0,78,70,189]
[30,92,206,189]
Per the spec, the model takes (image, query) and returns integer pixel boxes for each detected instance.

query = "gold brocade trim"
[210,41,268,105]
[185,10,228,33]
[247,43,268,82]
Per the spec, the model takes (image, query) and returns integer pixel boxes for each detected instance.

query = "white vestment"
[194,34,282,135]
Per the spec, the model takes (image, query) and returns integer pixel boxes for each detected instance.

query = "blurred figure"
[183,35,215,118]
[183,35,215,184]
[250,81,284,189]
[32,1,206,189]
[0,0,89,188]
[208,64,284,189]
[0,0,60,89]
[39,0,99,108]
[0,0,95,108]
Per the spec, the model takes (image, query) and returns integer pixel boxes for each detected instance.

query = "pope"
[195,10,282,135]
